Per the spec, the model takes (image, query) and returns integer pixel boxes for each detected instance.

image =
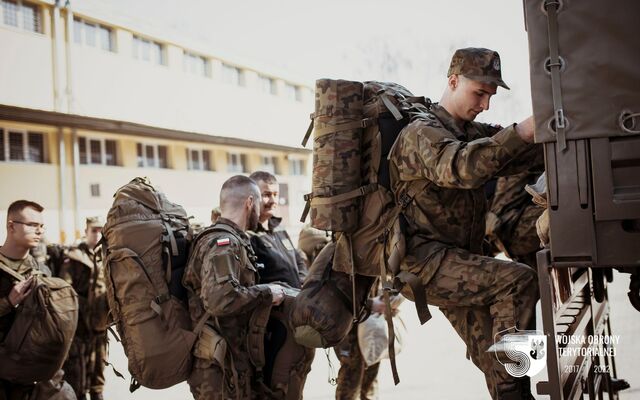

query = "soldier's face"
[8,207,44,249]
[85,226,102,248]
[257,180,279,222]
[450,75,497,121]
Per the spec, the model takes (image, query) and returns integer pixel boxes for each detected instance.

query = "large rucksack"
[292,79,434,383]
[0,262,78,384]
[102,177,196,391]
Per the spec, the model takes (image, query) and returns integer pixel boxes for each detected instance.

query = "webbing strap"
[545,0,567,151]
[0,262,25,282]
[302,119,314,147]
[381,95,403,121]
[313,118,374,138]
[310,183,378,206]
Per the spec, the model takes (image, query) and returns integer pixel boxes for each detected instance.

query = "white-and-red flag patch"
[216,238,231,246]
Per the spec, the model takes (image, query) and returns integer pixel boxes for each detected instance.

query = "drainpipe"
[71,128,81,240]
[58,127,67,244]
[64,0,74,114]
[51,0,63,111]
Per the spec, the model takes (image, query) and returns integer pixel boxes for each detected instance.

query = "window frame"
[136,142,170,169]
[0,128,46,164]
[77,136,118,166]
[1,0,42,34]
[132,35,165,66]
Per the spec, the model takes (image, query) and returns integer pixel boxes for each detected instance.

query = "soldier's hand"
[268,284,286,306]
[516,116,535,143]
[8,276,35,307]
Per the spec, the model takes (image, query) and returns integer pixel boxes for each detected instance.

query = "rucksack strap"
[0,262,26,282]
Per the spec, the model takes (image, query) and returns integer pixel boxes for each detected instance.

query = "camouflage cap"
[86,216,103,229]
[447,47,510,90]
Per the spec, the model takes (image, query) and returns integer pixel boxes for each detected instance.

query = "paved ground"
[103,270,639,399]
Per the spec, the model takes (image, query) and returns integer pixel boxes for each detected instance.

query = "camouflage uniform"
[390,84,540,399]
[59,242,108,400]
[248,217,308,288]
[0,251,41,400]
[486,169,545,268]
[183,218,274,400]
[334,325,380,400]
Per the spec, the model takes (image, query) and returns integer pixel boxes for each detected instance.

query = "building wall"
[0,1,313,244]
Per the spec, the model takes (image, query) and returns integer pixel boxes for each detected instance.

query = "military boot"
[90,392,104,400]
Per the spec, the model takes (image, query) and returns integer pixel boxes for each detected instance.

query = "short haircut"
[7,200,44,219]
[249,171,277,185]
[220,175,260,212]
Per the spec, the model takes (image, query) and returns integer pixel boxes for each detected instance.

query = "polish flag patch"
[216,238,231,246]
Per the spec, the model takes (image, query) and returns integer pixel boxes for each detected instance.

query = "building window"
[259,75,276,95]
[226,152,246,173]
[90,183,100,198]
[186,148,212,171]
[284,83,302,102]
[289,159,305,176]
[2,0,41,33]
[260,155,278,174]
[137,143,169,168]
[73,18,114,51]
[222,63,244,86]
[0,129,45,163]
[183,51,208,77]
[132,35,165,65]
[78,137,117,166]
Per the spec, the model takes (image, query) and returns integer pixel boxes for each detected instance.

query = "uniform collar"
[431,103,471,140]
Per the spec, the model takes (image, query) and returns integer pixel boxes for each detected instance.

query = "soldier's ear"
[449,74,458,90]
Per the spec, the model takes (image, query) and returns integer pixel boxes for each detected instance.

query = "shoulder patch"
[216,238,231,247]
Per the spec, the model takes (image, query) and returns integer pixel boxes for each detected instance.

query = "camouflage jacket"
[0,251,41,340]
[248,217,308,288]
[183,218,273,373]
[390,104,540,275]
[59,242,108,335]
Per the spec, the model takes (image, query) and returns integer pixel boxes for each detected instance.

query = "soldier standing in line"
[0,200,44,400]
[389,48,540,400]
[59,217,109,400]
[183,175,288,400]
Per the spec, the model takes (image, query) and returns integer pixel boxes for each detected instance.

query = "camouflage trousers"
[334,326,380,400]
[63,331,108,398]
[421,246,538,400]
[188,363,254,400]
[0,380,33,400]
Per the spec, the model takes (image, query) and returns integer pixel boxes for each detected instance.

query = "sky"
[76,0,534,126]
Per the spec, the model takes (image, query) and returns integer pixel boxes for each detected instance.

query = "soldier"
[183,175,288,400]
[247,171,315,398]
[247,171,307,288]
[389,48,540,400]
[0,200,44,400]
[59,217,108,400]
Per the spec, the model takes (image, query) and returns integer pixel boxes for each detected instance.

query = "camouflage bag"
[102,177,197,391]
[0,264,78,385]
[295,80,434,383]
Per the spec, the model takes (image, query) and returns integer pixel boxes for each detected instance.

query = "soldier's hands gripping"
[516,115,535,143]
[268,283,286,306]
[8,275,35,307]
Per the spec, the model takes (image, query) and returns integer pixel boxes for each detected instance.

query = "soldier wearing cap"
[389,47,540,399]
[59,216,109,400]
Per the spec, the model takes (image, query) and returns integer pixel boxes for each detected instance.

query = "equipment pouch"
[193,324,227,366]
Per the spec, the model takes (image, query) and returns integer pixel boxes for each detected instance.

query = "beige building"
[0,0,313,243]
